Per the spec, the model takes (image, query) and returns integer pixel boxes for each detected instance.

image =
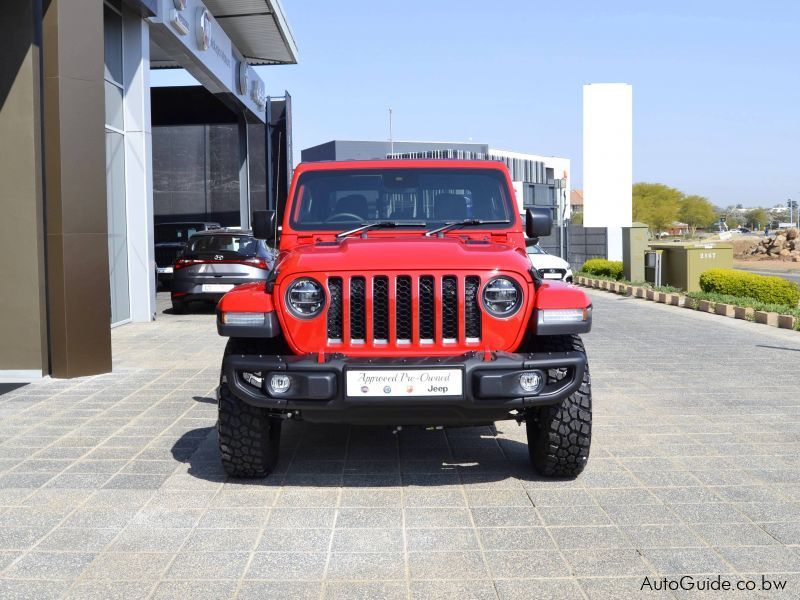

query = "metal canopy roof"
[150,0,298,68]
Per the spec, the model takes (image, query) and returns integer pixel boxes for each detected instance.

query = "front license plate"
[346,369,463,397]
[157,267,173,274]
[542,272,562,279]
[201,283,234,293]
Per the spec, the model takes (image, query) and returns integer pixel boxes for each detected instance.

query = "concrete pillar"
[583,83,633,261]
[0,0,49,380]
[122,7,156,322]
[239,117,251,229]
[43,0,112,376]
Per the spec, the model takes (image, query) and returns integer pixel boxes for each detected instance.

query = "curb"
[575,276,798,332]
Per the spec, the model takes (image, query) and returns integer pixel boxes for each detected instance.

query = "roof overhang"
[150,0,298,68]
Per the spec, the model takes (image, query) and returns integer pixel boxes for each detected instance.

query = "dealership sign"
[151,0,268,120]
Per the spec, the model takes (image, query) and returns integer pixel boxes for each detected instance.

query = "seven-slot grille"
[326,274,483,347]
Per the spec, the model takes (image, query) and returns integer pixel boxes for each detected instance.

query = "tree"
[744,208,768,229]
[717,207,744,229]
[570,210,583,226]
[632,183,683,233]
[679,195,716,236]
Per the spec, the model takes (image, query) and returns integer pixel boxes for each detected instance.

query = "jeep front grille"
[325,274,483,348]
[327,277,343,341]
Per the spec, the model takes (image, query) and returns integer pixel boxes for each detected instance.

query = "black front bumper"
[222,350,587,425]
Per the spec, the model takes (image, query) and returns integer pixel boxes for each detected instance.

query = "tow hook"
[270,411,301,421]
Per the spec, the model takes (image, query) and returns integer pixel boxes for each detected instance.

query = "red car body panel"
[533,281,592,310]
[217,282,274,313]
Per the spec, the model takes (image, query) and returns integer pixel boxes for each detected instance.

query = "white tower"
[582,84,633,261]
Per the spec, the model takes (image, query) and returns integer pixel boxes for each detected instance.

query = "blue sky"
[151,0,799,208]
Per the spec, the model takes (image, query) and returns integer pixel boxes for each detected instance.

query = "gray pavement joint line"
[528,491,589,600]
[318,427,348,599]
[57,377,221,597]
[401,477,412,600]
[455,436,499,600]
[600,452,747,580]
[140,383,227,600]
[0,367,181,581]
[232,423,299,599]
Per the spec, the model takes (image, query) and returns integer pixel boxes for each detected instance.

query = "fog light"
[519,371,543,393]
[269,374,292,394]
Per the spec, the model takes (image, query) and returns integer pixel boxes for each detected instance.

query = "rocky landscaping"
[740,227,800,261]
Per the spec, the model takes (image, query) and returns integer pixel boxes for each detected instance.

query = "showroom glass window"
[104,0,131,325]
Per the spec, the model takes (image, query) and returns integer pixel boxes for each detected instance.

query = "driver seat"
[334,194,368,219]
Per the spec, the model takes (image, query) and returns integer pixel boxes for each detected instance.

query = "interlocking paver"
[331,528,403,552]
[0,289,799,596]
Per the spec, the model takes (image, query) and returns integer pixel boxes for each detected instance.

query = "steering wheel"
[325,213,363,223]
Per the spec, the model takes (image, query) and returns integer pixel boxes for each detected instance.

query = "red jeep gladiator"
[215,160,592,478]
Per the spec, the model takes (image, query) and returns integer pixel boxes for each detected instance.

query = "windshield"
[155,224,204,244]
[187,235,270,258]
[526,245,545,255]
[289,168,514,231]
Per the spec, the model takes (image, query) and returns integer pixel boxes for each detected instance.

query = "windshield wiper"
[424,219,509,237]
[336,220,427,239]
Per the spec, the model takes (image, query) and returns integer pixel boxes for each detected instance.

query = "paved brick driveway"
[1,290,799,599]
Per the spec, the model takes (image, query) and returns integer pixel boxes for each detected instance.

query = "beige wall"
[0,1,49,376]
[0,0,112,378]
[43,0,112,377]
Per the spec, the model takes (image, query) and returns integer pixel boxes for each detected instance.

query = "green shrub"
[581,259,624,280]
[698,269,800,306]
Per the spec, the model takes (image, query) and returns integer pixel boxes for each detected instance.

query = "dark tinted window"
[290,168,513,231]
[187,235,270,258]
[155,224,205,244]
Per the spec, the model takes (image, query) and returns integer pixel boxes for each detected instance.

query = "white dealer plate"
[201,283,234,293]
[542,272,563,279]
[346,369,463,397]
[157,266,173,274]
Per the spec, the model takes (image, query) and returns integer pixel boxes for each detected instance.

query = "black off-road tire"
[218,338,282,478]
[526,334,592,478]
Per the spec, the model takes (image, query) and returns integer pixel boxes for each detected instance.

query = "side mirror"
[526,208,552,239]
[252,210,277,242]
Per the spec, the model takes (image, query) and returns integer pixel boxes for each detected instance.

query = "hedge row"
[699,269,800,306]
[581,259,624,280]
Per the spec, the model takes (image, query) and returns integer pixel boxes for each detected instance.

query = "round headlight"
[286,278,325,318]
[482,276,522,317]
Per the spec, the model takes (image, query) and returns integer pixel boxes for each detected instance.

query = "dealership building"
[1,0,297,380]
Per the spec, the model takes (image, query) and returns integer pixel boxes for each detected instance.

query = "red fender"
[217,282,274,313]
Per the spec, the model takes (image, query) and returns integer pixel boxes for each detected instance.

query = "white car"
[526,245,574,283]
